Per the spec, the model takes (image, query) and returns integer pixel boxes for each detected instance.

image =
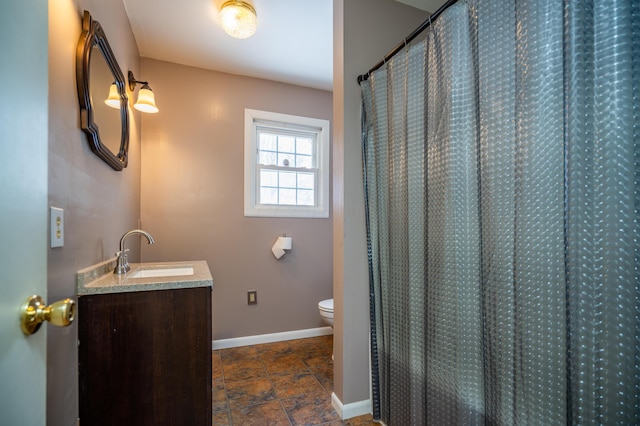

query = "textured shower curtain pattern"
[361,0,639,425]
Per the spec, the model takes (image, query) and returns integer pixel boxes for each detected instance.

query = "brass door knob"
[20,295,76,335]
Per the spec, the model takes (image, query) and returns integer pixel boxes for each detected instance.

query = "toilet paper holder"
[272,233,292,259]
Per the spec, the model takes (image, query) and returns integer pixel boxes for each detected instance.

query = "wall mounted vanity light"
[219,1,257,39]
[104,83,121,109]
[128,71,159,113]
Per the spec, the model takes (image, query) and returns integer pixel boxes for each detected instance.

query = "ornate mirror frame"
[76,10,129,171]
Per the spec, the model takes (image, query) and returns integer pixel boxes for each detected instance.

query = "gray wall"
[332,0,430,407]
[138,58,334,340]
[47,1,141,425]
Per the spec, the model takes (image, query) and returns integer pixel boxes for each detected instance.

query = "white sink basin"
[129,266,194,279]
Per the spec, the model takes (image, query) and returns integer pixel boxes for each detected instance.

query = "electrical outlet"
[247,290,257,305]
[50,207,64,248]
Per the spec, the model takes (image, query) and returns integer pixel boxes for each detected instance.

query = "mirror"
[76,10,129,171]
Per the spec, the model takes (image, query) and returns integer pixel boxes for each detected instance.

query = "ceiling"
[122,0,445,92]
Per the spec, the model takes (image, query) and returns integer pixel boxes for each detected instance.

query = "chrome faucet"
[114,229,155,274]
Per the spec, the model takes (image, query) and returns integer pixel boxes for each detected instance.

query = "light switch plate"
[50,207,64,248]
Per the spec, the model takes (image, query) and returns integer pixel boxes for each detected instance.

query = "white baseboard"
[212,326,333,350]
[331,392,371,420]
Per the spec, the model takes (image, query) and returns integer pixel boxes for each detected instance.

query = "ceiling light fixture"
[219,1,257,39]
[128,71,159,113]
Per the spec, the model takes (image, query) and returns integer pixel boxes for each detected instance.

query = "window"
[244,109,330,218]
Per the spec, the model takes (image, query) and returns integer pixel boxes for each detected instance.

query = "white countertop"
[77,258,213,296]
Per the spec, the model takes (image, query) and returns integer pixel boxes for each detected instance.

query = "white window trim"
[244,109,330,218]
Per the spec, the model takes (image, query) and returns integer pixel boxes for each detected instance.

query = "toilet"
[318,298,334,327]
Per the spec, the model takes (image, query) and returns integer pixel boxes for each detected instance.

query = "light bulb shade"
[104,83,121,109]
[220,1,257,39]
[134,85,159,113]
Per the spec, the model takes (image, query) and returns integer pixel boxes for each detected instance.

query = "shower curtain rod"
[357,0,459,84]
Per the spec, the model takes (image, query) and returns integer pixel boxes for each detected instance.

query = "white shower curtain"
[361,0,639,424]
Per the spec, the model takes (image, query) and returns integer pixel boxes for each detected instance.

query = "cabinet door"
[79,287,212,426]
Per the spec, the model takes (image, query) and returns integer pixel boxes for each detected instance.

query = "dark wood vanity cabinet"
[78,286,212,426]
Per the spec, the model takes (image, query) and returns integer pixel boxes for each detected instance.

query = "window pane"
[260,169,278,187]
[278,136,295,153]
[246,110,330,216]
[296,137,313,155]
[297,172,314,189]
[279,171,296,188]
[259,133,277,151]
[279,188,296,205]
[297,189,314,206]
[260,187,277,205]
[259,151,276,165]
[278,153,295,167]
[296,154,312,168]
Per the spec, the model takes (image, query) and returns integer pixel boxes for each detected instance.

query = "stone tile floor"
[212,335,378,425]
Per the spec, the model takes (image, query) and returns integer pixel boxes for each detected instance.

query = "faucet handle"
[115,248,130,258]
